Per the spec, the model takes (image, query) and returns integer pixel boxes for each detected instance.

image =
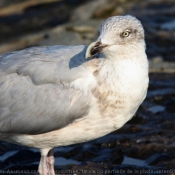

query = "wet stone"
[0,0,175,173]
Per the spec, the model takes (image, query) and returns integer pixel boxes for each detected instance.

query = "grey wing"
[0,45,91,135]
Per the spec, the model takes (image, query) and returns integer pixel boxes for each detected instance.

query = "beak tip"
[85,52,91,59]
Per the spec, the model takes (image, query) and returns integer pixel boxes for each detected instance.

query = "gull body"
[0,15,148,174]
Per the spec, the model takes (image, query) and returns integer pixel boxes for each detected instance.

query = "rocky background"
[0,0,175,174]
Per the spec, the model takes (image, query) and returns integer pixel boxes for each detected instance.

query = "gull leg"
[47,148,55,175]
[38,155,48,175]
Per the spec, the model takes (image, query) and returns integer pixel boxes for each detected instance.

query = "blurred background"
[0,0,175,174]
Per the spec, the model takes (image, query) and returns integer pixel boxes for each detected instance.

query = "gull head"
[86,15,145,59]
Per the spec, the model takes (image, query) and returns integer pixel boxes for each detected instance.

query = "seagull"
[0,15,148,175]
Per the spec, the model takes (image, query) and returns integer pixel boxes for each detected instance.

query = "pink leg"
[38,155,49,175]
[46,148,55,175]
[38,148,55,175]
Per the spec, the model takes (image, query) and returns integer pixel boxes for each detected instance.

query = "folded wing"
[0,45,91,134]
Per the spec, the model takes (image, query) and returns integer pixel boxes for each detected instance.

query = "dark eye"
[122,30,131,37]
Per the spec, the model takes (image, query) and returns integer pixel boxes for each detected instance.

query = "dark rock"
[146,153,171,166]
[75,149,98,162]
[63,146,83,159]
[0,0,175,173]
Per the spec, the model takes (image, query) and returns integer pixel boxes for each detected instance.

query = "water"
[161,20,175,30]
[0,150,18,161]
[122,156,148,167]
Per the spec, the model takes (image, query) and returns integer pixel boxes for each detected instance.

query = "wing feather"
[0,45,92,134]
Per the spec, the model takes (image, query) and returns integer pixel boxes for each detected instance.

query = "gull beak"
[85,40,108,59]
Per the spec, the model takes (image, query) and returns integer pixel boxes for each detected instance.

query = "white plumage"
[0,15,148,175]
